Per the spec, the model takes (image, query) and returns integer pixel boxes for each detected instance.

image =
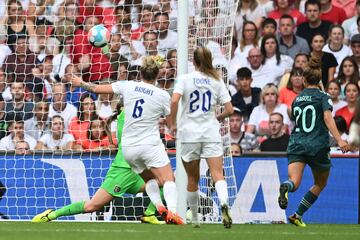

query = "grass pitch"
[0,222,359,240]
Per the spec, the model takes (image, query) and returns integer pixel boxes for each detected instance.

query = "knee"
[84,202,101,213]
[315,181,327,191]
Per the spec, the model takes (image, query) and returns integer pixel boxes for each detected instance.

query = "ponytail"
[193,47,220,81]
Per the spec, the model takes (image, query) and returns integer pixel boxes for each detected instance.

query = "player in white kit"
[71,56,183,225]
[170,47,234,228]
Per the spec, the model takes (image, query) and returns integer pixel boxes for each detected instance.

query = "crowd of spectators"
[0,0,359,155]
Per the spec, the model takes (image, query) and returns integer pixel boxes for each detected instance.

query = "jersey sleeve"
[111,81,128,95]
[173,75,185,95]
[219,80,231,104]
[322,93,333,112]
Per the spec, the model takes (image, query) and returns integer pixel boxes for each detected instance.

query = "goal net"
[0,0,239,222]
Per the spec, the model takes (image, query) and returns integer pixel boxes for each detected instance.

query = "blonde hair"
[140,56,160,81]
[193,47,220,80]
[260,84,279,104]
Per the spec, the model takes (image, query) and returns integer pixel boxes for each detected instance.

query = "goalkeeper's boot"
[288,214,306,227]
[31,209,54,223]
[221,204,232,229]
[278,183,289,210]
[141,215,165,225]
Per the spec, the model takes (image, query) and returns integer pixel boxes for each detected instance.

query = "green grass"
[0,222,359,240]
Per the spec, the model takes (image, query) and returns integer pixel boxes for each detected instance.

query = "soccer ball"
[87,25,110,48]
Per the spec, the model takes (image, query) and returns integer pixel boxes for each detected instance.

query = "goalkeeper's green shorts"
[101,166,144,197]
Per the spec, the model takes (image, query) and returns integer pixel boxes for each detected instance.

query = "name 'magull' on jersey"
[111,80,170,146]
[174,71,231,143]
[287,88,333,156]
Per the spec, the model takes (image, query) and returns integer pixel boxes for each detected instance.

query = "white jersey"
[174,71,231,143]
[111,80,170,146]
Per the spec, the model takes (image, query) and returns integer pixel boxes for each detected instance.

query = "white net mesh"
[0,0,239,222]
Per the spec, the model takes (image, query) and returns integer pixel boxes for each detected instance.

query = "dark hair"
[325,80,341,91]
[305,0,321,11]
[303,57,322,85]
[87,117,106,141]
[336,56,360,85]
[143,30,158,41]
[77,93,98,122]
[344,82,360,94]
[240,21,259,51]
[236,67,252,79]
[262,18,277,30]
[154,11,169,20]
[287,67,304,90]
[261,35,281,65]
[328,24,344,36]
[106,101,124,145]
[293,53,310,67]
[279,14,295,24]
[334,116,347,134]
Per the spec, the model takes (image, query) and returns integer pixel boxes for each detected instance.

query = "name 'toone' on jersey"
[174,71,231,143]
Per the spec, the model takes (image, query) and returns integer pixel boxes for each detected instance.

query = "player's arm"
[324,110,350,153]
[71,75,114,94]
[170,93,181,135]
[216,101,234,122]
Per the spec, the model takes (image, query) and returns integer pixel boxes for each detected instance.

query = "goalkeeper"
[32,107,163,224]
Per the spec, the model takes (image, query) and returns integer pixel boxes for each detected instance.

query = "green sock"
[144,188,164,216]
[48,201,85,220]
[296,190,318,217]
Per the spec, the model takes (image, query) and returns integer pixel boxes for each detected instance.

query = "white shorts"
[181,142,223,163]
[122,143,170,174]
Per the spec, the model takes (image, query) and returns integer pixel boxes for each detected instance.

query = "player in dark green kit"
[278,58,350,227]
[32,110,163,224]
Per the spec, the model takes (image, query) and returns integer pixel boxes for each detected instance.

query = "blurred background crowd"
[0,0,359,155]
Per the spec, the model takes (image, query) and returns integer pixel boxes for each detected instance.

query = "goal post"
[175,0,188,220]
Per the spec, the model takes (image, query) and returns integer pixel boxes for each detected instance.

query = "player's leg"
[289,169,330,227]
[206,156,232,229]
[203,142,232,229]
[32,188,114,223]
[279,159,306,210]
[182,159,200,227]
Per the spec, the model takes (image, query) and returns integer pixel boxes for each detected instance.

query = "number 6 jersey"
[287,88,333,156]
[174,71,231,143]
[111,80,170,146]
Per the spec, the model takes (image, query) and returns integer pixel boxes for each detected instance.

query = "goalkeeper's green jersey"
[110,111,131,169]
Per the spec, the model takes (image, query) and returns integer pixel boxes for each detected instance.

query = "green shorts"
[101,166,145,197]
[287,147,332,172]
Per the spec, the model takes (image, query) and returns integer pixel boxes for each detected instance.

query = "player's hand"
[71,75,83,87]
[170,125,177,138]
[338,139,350,153]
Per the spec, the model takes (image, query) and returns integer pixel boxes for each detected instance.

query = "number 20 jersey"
[111,80,170,146]
[174,71,231,143]
[287,88,333,156]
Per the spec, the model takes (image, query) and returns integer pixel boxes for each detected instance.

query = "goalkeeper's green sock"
[48,201,85,220]
[144,188,164,216]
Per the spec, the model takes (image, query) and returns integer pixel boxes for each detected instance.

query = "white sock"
[187,191,199,222]
[145,179,163,208]
[215,180,228,206]
[163,181,177,213]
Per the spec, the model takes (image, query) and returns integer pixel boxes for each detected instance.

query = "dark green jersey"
[287,88,333,156]
[111,111,131,169]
